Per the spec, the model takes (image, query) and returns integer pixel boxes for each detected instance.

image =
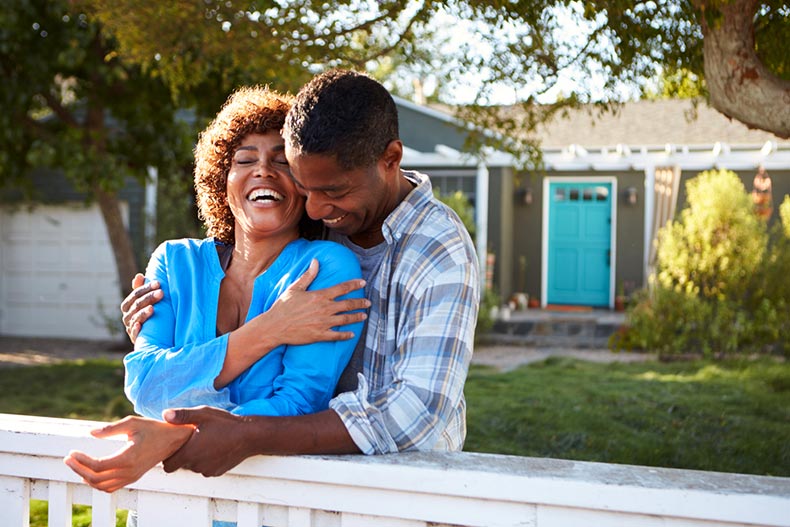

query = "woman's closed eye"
[234,156,258,166]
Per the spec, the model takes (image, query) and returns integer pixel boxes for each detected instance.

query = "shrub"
[622,170,789,357]
[655,169,766,300]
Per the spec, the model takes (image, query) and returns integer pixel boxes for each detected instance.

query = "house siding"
[2,168,148,270]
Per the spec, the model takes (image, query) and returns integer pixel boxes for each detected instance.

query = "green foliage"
[0,0,199,293]
[465,358,790,476]
[475,286,501,337]
[780,194,790,238]
[30,501,127,527]
[643,68,706,100]
[435,189,476,240]
[656,170,765,299]
[623,170,789,357]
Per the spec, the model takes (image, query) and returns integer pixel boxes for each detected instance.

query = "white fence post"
[0,476,30,527]
[47,481,72,527]
[136,491,212,527]
[91,489,117,527]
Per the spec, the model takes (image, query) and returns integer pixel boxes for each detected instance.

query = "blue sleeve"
[232,244,364,416]
[124,243,234,419]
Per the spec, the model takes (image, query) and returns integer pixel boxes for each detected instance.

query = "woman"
[64,86,367,492]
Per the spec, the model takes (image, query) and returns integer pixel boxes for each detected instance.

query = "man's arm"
[329,257,479,454]
[121,261,367,347]
[162,407,360,476]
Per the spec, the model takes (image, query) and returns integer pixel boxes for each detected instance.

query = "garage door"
[0,203,125,340]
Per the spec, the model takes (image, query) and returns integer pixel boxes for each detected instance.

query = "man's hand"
[162,407,254,477]
[161,406,361,477]
[63,416,194,493]
[121,273,163,343]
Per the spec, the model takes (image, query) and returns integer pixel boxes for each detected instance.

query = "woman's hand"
[63,416,194,493]
[215,259,369,388]
[256,258,369,346]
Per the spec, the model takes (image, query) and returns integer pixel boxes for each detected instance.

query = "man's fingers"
[120,279,160,314]
[162,446,189,473]
[131,273,145,291]
[162,406,209,426]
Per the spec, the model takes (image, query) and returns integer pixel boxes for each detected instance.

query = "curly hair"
[193,86,293,244]
[283,69,399,170]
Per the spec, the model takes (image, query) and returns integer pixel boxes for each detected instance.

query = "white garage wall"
[0,202,126,340]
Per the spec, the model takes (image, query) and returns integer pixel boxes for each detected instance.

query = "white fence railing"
[1,413,789,527]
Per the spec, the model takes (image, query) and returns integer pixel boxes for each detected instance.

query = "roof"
[396,96,790,171]
[533,99,788,148]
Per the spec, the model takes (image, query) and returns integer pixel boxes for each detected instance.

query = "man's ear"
[380,140,403,173]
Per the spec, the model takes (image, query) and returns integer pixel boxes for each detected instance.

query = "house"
[0,169,150,340]
[2,97,788,340]
[397,97,790,309]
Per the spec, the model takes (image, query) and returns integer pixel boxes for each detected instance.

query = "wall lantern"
[624,186,638,206]
[516,187,533,205]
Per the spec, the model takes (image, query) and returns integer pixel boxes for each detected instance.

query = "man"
[72,69,479,480]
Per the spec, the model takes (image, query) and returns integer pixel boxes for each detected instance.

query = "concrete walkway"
[472,345,655,372]
[0,335,655,371]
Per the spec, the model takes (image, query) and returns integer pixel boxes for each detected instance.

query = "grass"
[0,359,132,527]
[0,359,133,420]
[1,355,788,526]
[464,356,790,477]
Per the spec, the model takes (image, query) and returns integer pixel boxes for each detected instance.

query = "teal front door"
[546,181,612,307]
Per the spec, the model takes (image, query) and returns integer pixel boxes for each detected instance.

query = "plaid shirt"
[329,171,480,454]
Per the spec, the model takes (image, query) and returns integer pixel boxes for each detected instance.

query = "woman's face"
[226,131,305,241]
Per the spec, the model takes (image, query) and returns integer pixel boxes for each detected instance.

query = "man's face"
[284,146,393,247]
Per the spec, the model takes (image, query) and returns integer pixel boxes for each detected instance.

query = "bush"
[622,170,789,357]
[655,169,766,299]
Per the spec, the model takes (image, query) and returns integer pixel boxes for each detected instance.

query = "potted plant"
[510,255,529,311]
[614,282,626,311]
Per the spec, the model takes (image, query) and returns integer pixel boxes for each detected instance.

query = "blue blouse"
[124,237,364,418]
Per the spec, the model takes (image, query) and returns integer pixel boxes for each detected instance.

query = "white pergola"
[402,140,790,291]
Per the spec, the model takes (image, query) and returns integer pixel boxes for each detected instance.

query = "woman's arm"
[229,244,366,417]
[128,241,367,418]
[63,416,193,493]
[214,258,368,388]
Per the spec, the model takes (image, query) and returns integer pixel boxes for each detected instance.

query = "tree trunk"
[697,0,790,138]
[94,185,138,298]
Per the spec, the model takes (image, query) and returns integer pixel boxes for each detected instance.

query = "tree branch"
[346,3,430,67]
[42,92,80,128]
[696,0,790,138]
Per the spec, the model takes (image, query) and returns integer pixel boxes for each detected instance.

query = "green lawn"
[1,355,788,525]
[465,357,790,477]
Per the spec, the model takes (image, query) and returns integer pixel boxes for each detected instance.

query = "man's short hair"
[284,69,399,169]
